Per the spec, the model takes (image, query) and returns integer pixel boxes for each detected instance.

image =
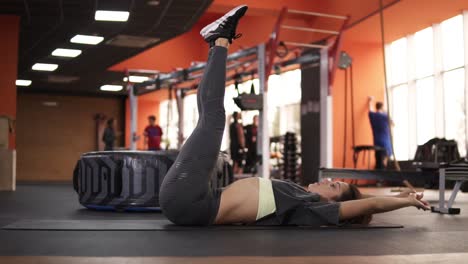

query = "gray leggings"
[159,46,227,225]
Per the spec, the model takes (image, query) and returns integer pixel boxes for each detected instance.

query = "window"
[387,13,468,159]
[388,38,408,86]
[391,84,410,160]
[278,103,301,136]
[443,68,466,155]
[415,77,436,145]
[441,15,464,71]
[267,69,302,136]
[183,93,198,139]
[414,27,434,78]
[159,100,178,149]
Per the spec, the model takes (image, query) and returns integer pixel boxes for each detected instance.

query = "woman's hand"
[396,188,420,198]
[407,193,430,211]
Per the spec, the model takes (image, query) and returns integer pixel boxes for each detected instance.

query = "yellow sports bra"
[256,177,277,220]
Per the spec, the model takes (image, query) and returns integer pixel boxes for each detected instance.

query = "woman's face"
[307,179,349,201]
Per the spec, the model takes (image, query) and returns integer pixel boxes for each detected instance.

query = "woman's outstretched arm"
[361,188,423,199]
[339,193,430,221]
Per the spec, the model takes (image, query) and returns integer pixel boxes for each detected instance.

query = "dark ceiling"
[1,0,212,96]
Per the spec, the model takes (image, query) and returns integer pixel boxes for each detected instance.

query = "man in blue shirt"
[368,96,393,170]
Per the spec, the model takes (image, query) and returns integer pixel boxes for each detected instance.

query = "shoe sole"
[200,5,248,37]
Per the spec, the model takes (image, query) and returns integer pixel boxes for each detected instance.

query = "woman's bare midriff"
[215,177,259,224]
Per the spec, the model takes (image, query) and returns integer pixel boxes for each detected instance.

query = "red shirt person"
[144,115,163,150]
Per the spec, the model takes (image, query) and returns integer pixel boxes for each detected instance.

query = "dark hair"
[376,102,383,110]
[339,183,360,201]
[107,118,114,126]
[148,115,156,121]
[232,112,239,120]
[339,184,373,225]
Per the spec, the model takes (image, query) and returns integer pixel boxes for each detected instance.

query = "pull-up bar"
[281,25,339,35]
[189,57,259,80]
[287,9,348,20]
[126,69,160,74]
[133,46,258,91]
[284,41,328,49]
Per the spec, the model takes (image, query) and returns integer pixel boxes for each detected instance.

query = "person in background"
[229,112,245,174]
[102,118,116,151]
[368,96,394,170]
[244,115,258,173]
[144,115,163,151]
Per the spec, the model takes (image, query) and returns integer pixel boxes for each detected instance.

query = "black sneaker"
[200,5,248,45]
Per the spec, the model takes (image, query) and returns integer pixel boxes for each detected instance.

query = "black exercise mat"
[2,219,402,230]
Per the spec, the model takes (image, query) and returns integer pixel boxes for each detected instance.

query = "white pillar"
[129,84,138,150]
[257,44,270,178]
[407,34,418,156]
[320,48,332,168]
[176,89,185,149]
[463,11,468,154]
[433,23,445,138]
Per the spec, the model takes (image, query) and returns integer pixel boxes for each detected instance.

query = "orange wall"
[208,0,322,13]
[225,14,319,51]
[332,43,386,169]
[0,15,20,150]
[331,15,386,169]
[110,27,206,72]
[111,0,340,72]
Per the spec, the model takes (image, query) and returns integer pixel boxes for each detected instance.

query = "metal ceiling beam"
[134,46,321,96]
[133,46,258,92]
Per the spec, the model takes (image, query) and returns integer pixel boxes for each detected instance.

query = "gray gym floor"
[0,184,467,257]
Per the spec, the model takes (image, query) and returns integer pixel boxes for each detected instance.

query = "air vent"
[106,35,160,48]
[147,0,160,6]
[42,101,59,107]
[47,75,80,83]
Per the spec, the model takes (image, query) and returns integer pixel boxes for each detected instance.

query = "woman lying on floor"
[159,5,430,226]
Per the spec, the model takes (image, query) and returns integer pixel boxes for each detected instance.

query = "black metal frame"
[131,46,321,96]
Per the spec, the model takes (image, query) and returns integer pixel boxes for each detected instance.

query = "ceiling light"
[70,34,104,45]
[95,10,130,22]
[123,76,150,83]
[52,48,82,58]
[32,63,58,71]
[16,79,32,86]
[100,85,123,92]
